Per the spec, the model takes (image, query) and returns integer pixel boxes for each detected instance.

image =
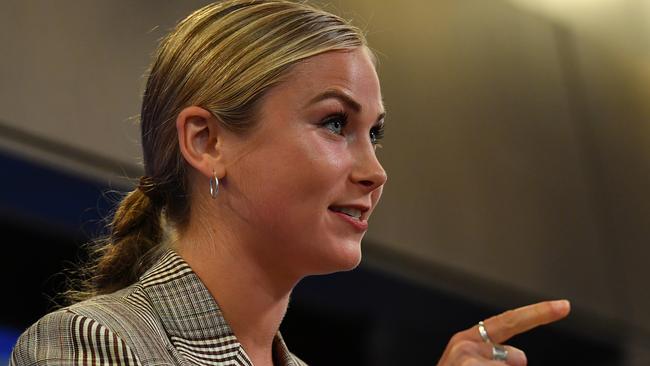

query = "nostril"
[353,163,387,189]
[359,179,376,188]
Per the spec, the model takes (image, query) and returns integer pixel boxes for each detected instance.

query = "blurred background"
[1,0,649,365]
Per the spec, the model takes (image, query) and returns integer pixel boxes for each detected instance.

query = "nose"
[351,147,388,192]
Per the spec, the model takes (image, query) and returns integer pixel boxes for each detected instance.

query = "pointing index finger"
[482,300,571,344]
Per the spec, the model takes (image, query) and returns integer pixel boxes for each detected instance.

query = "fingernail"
[515,349,527,364]
[552,299,571,313]
[508,347,527,365]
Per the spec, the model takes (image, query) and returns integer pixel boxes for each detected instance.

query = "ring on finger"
[477,321,492,343]
[492,344,508,362]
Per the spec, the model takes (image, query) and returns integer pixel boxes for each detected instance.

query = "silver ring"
[477,321,492,343]
[492,344,508,362]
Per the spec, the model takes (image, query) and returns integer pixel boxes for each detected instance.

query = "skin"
[175,46,571,365]
[176,47,386,366]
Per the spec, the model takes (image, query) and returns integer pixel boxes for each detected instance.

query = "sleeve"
[10,309,142,366]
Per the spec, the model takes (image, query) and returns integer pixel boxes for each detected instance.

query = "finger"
[484,300,570,344]
[475,344,527,366]
[441,340,526,366]
[453,358,517,366]
[453,300,570,344]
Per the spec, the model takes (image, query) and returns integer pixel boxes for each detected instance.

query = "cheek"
[241,135,349,222]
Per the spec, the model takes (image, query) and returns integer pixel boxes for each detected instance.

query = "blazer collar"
[139,249,299,366]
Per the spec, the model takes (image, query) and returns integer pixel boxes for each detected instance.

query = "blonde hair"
[67,0,369,302]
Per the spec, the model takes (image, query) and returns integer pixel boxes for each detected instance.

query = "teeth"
[331,207,362,219]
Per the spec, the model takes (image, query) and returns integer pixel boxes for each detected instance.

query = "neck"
[176,219,298,366]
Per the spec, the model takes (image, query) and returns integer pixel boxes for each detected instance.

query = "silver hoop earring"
[209,171,219,199]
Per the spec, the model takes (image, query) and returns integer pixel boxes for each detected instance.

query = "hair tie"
[137,176,163,204]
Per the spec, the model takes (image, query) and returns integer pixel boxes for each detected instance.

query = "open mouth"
[328,206,363,220]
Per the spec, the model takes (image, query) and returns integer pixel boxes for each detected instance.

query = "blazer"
[11,249,308,366]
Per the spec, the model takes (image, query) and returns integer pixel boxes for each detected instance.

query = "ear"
[176,106,227,179]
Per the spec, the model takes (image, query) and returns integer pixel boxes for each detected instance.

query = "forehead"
[274,47,384,112]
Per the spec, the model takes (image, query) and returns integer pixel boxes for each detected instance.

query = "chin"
[311,239,363,275]
[338,244,363,271]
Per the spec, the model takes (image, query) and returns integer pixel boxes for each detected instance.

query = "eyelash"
[320,111,385,146]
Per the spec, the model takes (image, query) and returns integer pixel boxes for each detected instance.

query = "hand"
[436,300,571,365]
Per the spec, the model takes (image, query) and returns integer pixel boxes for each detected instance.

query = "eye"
[320,112,348,136]
[370,123,385,145]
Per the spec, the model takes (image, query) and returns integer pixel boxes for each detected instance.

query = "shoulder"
[10,307,141,366]
[11,286,167,366]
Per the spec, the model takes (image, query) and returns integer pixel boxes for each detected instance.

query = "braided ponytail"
[65,183,166,302]
[95,185,163,293]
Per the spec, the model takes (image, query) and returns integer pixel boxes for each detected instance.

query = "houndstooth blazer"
[11,249,308,366]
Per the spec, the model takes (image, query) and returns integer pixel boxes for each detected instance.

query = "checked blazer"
[11,250,308,366]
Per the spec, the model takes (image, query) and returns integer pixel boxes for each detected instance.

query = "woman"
[11,1,570,365]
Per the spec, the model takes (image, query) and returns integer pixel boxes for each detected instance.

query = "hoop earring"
[209,171,219,199]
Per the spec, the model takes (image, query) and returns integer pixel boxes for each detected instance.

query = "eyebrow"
[307,89,386,123]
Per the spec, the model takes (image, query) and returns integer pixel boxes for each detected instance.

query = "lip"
[328,208,369,232]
